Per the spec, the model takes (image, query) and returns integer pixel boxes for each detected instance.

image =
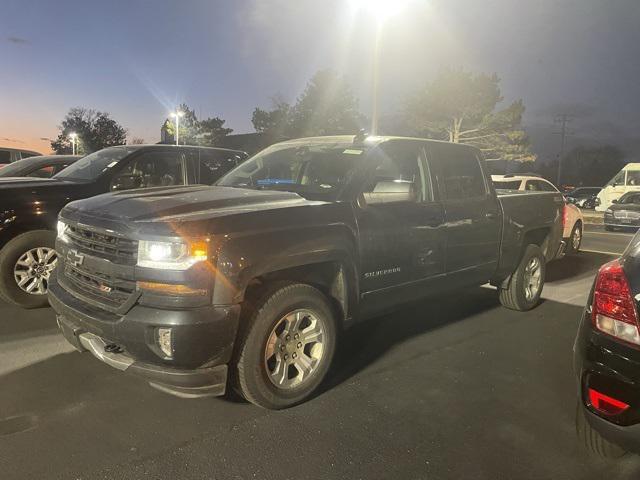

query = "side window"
[363,142,428,203]
[27,166,55,178]
[437,147,486,200]
[609,171,625,186]
[0,151,10,165]
[19,152,37,160]
[627,171,640,186]
[198,150,242,184]
[53,164,72,175]
[540,180,558,192]
[111,151,186,191]
[525,181,539,191]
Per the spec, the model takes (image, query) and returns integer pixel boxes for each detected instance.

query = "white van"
[0,147,41,168]
[595,163,640,211]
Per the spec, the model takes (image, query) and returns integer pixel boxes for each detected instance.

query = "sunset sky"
[1,0,639,157]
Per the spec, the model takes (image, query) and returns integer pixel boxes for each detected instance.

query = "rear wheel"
[499,244,545,311]
[0,231,57,309]
[567,223,582,254]
[576,403,627,458]
[231,282,337,409]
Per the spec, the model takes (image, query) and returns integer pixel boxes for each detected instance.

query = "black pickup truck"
[50,135,565,409]
[0,144,247,308]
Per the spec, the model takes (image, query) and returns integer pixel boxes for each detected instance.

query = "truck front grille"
[62,264,136,311]
[66,224,138,264]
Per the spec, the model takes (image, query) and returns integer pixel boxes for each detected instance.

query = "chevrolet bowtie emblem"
[66,249,84,267]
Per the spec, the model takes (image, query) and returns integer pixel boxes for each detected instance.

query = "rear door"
[428,143,501,285]
[357,140,446,313]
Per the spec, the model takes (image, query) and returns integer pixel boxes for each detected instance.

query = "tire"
[231,282,337,409]
[499,244,546,311]
[576,403,627,459]
[567,223,583,255]
[0,230,57,309]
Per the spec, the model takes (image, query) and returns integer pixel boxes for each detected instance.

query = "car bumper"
[49,274,241,398]
[603,214,640,228]
[574,308,640,452]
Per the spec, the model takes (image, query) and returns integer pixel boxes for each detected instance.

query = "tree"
[51,108,127,154]
[251,70,364,138]
[162,103,232,146]
[405,68,535,161]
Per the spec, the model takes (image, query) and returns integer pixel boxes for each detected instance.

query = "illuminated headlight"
[137,239,208,270]
[157,327,173,358]
[57,220,69,242]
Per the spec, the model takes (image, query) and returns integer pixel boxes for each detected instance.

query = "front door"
[357,140,446,315]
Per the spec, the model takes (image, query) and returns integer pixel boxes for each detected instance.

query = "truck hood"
[64,185,320,223]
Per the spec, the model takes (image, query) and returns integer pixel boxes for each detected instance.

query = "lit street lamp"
[68,132,78,155]
[170,110,185,145]
[350,0,411,135]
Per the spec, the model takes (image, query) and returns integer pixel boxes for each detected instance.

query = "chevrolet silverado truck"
[49,135,565,409]
[0,144,247,308]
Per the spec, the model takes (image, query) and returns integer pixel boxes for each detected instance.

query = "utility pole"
[553,113,573,186]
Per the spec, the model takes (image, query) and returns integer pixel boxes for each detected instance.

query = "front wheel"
[0,230,57,309]
[232,282,337,409]
[499,244,546,311]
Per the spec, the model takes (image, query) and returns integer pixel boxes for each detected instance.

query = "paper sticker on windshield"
[343,149,363,155]
[106,161,118,168]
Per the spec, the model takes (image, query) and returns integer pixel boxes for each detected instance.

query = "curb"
[580,210,603,225]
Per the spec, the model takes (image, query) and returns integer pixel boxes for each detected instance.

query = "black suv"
[575,230,640,457]
[0,145,246,308]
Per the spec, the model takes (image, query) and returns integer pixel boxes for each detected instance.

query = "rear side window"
[627,171,640,186]
[198,150,243,184]
[493,180,522,190]
[0,151,10,165]
[526,180,557,192]
[433,146,486,200]
[27,166,55,178]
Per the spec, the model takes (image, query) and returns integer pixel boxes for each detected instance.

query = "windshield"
[0,158,39,176]
[54,147,133,181]
[492,180,522,190]
[618,193,640,205]
[217,143,366,200]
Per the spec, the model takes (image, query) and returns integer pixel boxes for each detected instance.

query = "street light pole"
[371,23,383,135]
[68,132,77,155]
[170,110,184,146]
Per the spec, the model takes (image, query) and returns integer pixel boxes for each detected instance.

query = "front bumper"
[49,273,241,398]
[604,212,640,228]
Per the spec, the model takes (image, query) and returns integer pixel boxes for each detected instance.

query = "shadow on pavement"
[546,251,614,283]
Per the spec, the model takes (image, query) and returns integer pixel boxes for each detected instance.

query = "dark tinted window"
[111,150,187,191]
[619,193,640,205]
[19,152,38,160]
[55,147,134,181]
[526,180,557,192]
[436,146,486,200]
[0,151,10,164]
[27,166,55,178]
[198,150,243,184]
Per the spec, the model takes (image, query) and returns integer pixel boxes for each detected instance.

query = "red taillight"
[592,259,640,346]
[588,388,630,416]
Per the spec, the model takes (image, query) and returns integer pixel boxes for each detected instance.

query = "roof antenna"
[354,129,368,143]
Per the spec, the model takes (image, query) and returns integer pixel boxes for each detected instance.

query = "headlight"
[57,220,69,242]
[137,239,208,270]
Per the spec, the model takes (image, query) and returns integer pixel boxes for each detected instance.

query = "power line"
[553,113,574,185]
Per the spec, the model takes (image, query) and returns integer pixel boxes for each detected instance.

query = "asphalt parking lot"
[2,228,640,480]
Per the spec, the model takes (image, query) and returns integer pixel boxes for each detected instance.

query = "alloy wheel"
[523,256,542,301]
[264,309,326,389]
[13,247,57,295]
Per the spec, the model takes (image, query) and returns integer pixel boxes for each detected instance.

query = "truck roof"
[275,135,480,150]
[106,144,247,155]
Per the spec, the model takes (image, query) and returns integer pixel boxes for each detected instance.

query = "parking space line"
[580,248,621,256]
[584,231,634,237]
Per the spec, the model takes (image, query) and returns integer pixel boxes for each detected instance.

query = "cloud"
[7,36,29,45]
[1,137,25,144]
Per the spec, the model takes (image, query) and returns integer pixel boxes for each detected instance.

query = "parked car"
[492,174,583,255]
[50,135,565,409]
[574,230,640,457]
[0,155,80,178]
[603,192,640,231]
[596,163,640,211]
[0,144,247,308]
[0,147,41,167]
[566,187,601,209]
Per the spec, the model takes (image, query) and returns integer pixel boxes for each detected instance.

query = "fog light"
[157,328,173,358]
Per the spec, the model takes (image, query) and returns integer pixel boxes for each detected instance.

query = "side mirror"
[360,181,416,206]
[612,199,618,203]
[112,174,142,191]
